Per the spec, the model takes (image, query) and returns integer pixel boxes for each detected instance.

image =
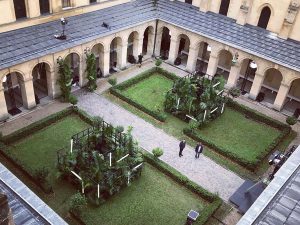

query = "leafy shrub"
[229,87,241,98]
[115,125,124,133]
[69,193,87,215]
[69,94,78,105]
[92,116,103,127]
[57,57,72,102]
[108,77,117,86]
[34,167,49,183]
[85,52,97,92]
[286,116,297,126]
[155,58,162,67]
[152,147,164,158]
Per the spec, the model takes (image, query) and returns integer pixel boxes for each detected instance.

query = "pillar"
[79,56,88,87]
[226,63,241,88]
[167,37,179,64]
[273,82,290,111]
[206,53,218,76]
[103,49,110,76]
[147,31,155,56]
[199,0,211,13]
[136,37,144,58]
[248,73,264,100]
[0,88,9,121]
[19,78,36,109]
[51,0,62,13]
[154,31,163,57]
[186,46,198,72]
[121,41,128,69]
[28,0,41,18]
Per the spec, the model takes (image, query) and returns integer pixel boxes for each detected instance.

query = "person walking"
[195,142,203,158]
[138,53,143,68]
[179,140,186,157]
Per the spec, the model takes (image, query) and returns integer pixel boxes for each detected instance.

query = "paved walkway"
[0,163,67,225]
[76,90,245,201]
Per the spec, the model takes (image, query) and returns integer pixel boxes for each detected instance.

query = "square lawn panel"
[8,115,89,170]
[81,164,206,225]
[122,74,173,113]
[195,108,281,163]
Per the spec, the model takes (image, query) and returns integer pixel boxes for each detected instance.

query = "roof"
[237,146,300,225]
[0,0,300,73]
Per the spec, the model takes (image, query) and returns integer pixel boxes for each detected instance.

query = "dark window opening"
[39,0,50,14]
[257,6,271,29]
[62,0,71,8]
[185,0,193,4]
[219,0,230,16]
[13,0,27,19]
[90,0,97,4]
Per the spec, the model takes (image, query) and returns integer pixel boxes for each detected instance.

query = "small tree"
[34,167,49,184]
[69,94,78,105]
[69,193,87,216]
[108,77,117,86]
[155,58,162,67]
[228,87,241,99]
[152,147,164,158]
[85,52,97,92]
[57,58,72,102]
[286,116,297,126]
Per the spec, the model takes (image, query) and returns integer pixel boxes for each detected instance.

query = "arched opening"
[2,72,25,116]
[143,26,154,56]
[110,37,122,73]
[219,0,230,16]
[32,63,51,104]
[283,79,300,117]
[259,69,283,105]
[65,53,80,89]
[196,42,211,75]
[174,34,190,68]
[127,31,139,65]
[13,0,27,19]
[185,0,193,4]
[39,0,50,14]
[257,6,271,29]
[92,43,105,79]
[160,27,171,60]
[216,50,232,81]
[237,59,257,94]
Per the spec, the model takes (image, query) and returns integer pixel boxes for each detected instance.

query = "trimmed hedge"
[110,67,178,122]
[0,107,95,194]
[184,99,291,171]
[143,151,222,225]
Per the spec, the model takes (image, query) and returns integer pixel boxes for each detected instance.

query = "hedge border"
[184,99,291,171]
[0,106,94,194]
[110,67,178,122]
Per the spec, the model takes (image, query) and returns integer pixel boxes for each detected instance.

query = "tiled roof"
[0,0,300,73]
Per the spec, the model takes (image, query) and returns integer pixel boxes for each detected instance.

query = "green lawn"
[81,163,205,225]
[195,108,281,163]
[123,73,173,113]
[8,115,89,172]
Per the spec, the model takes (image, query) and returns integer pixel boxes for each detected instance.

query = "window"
[257,6,271,29]
[62,0,71,8]
[90,0,97,4]
[39,0,50,14]
[219,0,230,16]
[185,0,193,4]
[13,0,27,19]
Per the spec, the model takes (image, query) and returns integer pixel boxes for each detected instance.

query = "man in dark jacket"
[138,54,143,67]
[179,140,186,157]
[195,142,203,158]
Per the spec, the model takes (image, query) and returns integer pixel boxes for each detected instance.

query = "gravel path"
[76,90,245,202]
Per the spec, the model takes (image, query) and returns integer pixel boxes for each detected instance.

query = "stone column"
[136,37,144,58]
[103,49,110,76]
[47,69,58,99]
[79,55,88,87]
[19,78,36,109]
[226,63,241,88]
[0,88,9,121]
[28,0,41,18]
[147,31,155,56]
[120,41,128,69]
[186,46,198,72]
[206,53,218,76]
[154,31,163,57]
[167,37,179,64]
[273,82,290,111]
[248,73,264,100]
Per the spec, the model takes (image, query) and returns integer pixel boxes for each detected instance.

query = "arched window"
[185,0,193,4]
[257,6,271,29]
[13,0,27,19]
[219,0,230,16]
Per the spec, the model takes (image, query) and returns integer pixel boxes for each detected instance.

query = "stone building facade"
[0,0,300,121]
